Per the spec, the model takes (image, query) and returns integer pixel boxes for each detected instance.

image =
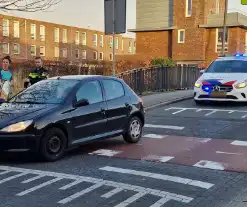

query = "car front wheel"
[123,116,143,143]
[39,127,67,162]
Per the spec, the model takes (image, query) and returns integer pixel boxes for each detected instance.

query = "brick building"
[0,14,136,63]
[128,0,247,66]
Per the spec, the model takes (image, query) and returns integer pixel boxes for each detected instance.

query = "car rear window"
[206,60,247,73]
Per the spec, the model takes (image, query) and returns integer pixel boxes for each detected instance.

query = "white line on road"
[0,172,27,184]
[114,191,147,207]
[101,187,123,198]
[144,124,184,130]
[89,149,122,156]
[172,109,186,114]
[216,151,242,156]
[143,134,168,139]
[21,174,45,183]
[59,179,84,190]
[99,166,214,189]
[0,171,10,175]
[149,197,171,207]
[193,160,226,171]
[205,110,217,116]
[231,140,247,146]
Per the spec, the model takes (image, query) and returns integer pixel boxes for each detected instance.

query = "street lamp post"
[221,0,228,55]
[112,0,116,76]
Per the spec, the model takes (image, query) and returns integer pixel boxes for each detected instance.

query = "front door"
[70,80,107,143]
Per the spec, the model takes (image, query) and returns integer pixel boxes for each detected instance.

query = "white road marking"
[149,197,171,207]
[231,140,247,146]
[0,165,193,205]
[205,110,217,116]
[88,149,122,157]
[193,160,226,170]
[186,137,212,143]
[17,177,62,196]
[144,124,184,130]
[141,155,174,163]
[0,170,10,175]
[228,111,235,114]
[99,166,214,189]
[21,174,45,183]
[216,151,242,156]
[114,191,147,207]
[59,179,84,190]
[0,172,27,184]
[101,187,123,198]
[242,114,247,118]
[172,109,186,114]
[58,182,104,204]
[143,134,168,139]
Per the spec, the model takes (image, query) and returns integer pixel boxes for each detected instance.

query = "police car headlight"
[0,120,33,132]
[194,81,201,88]
[235,82,247,89]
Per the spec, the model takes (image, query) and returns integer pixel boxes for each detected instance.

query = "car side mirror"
[200,69,205,74]
[75,98,89,107]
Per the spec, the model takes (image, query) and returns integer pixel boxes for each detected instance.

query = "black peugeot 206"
[0,75,145,162]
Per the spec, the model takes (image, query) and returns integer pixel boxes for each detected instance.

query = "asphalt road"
[1,99,247,206]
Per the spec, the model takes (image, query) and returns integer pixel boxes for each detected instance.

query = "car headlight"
[194,82,201,88]
[235,82,247,89]
[0,120,33,132]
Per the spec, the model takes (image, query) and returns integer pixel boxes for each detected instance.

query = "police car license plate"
[210,92,226,97]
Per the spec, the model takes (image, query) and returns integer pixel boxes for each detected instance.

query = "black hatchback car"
[0,75,145,161]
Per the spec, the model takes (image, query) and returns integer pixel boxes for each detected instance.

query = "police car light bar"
[218,53,247,57]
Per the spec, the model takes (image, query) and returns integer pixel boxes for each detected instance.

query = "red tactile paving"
[87,135,247,173]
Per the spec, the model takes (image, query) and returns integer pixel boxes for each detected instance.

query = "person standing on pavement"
[0,56,13,100]
[27,56,49,86]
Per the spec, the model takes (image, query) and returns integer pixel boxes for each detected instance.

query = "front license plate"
[210,92,226,97]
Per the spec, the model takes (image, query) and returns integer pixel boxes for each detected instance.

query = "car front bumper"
[0,133,40,152]
[194,86,247,102]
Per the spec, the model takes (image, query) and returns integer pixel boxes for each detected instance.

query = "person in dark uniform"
[24,56,49,88]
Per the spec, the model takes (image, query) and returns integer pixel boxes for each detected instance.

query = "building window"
[100,35,104,47]
[54,28,59,42]
[31,45,36,56]
[216,0,220,14]
[216,28,228,53]
[13,43,20,55]
[40,25,45,41]
[3,19,9,37]
[62,48,67,58]
[75,49,79,58]
[185,0,192,17]
[13,21,19,38]
[109,36,113,48]
[178,29,185,43]
[93,51,97,60]
[128,41,132,53]
[116,37,119,49]
[122,39,124,50]
[40,46,45,56]
[82,32,86,45]
[54,47,59,57]
[2,42,9,54]
[75,31,80,45]
[31,24,36,40]
[99,52,103,60]
[82,50,86,59]
[109,53,113,61]
[62,29,67,43]
[93,34,97,47]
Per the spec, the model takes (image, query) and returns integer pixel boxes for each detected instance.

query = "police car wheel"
[39,127,67,162]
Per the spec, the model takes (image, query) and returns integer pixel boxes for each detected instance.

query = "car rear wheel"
[123,116,143,143]
[39,127,67,162]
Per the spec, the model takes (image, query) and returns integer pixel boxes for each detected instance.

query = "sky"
[2,0,247,38]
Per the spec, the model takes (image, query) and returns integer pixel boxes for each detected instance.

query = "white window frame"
[40,25,45,41]
[62,48,67,58]
[82,50,86,59]
[13,21,20,38]
[100,35,104,47]
[185,0,192,17]
[13,43,20,55]
[82,32,86,45]
[93,51,97,60]
[40,46,45,56]
[128,41,132,53]
[54,27,59,43]
[31,24,36,40]
[2,42,9,54]
[3,19,9,37]
[93,34,97,47]
[54,47,59,57]
[75,49,79,59]
[31,45,36,56]
[216,0,220,14]
[109,36,113,48]
[99,52,103,60]
[116,37,119,49]
[75,31,80,45]
[62,29,67,43]
[122,39,124,50]
[178,29,185,43]
[215,28,228,53]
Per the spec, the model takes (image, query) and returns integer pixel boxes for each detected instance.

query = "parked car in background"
[0,75,145,161]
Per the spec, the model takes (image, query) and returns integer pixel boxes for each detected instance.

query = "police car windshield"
[206,60,247,73]
[8,79,79,104]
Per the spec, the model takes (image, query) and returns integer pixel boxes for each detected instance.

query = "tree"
[0,0,61,12]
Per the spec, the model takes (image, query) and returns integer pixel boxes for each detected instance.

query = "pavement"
[1,90,247,206]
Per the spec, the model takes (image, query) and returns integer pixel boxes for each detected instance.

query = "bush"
[151,58,175,67]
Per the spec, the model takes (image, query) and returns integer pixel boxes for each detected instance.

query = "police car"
[194,54,247,104]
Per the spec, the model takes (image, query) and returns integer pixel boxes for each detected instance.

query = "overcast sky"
[3,0,246,37]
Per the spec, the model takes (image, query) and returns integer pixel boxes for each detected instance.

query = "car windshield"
[8,79,79,104]
[206,60,247,73]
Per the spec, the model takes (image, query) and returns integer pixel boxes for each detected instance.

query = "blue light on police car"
[204,87,209,92]
[235,54,241,57]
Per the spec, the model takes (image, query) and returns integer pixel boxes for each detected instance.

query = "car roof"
[49,75,122,81]
[216,56,247,61]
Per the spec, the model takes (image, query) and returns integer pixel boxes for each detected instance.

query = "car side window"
[102,79,125,101]
[76,80,103,104]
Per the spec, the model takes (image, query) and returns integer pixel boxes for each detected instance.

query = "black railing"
[118,65,201,94]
